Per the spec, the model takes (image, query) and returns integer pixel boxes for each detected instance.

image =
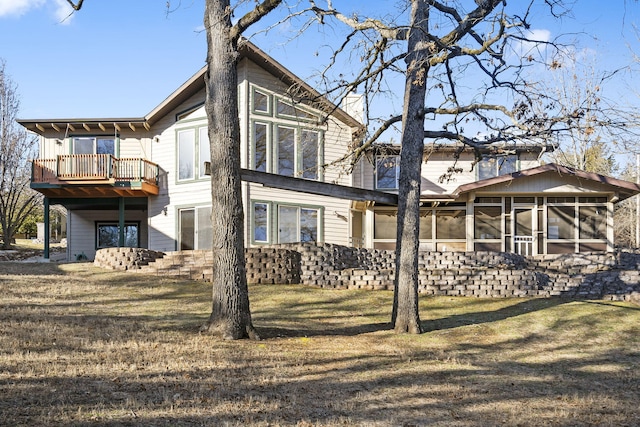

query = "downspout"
[43,198,50,260]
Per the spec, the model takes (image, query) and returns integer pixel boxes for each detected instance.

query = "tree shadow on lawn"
[255,296,569,339]
[421,298,567,333]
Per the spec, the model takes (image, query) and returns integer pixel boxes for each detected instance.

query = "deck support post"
[44,198,50,260]
[118,197,125,247]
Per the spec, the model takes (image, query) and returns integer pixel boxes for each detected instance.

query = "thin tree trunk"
[392,0,429,334]
[201,0,258,340]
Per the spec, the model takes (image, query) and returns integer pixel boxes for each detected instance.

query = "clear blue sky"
[1,0,639,124]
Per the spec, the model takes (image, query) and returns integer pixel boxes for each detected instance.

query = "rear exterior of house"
[19,42,640,260]
[21,42,363,261]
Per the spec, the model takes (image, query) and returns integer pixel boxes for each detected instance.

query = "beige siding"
[67,209,148,261]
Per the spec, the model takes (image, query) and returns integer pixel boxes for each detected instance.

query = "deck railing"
[31,155,159,186]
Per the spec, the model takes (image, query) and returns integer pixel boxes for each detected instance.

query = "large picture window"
[96,222,139,249]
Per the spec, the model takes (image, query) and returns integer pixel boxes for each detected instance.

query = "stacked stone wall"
[95,244,640,302]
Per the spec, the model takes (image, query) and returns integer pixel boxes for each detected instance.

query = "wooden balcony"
[31,155,159,198]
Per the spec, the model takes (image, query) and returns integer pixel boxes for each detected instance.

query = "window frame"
[95,222,140,249]
[477,154,518,180]
[375,154,400,190]
[250,200,323,244]
[176,125,210,183]
[72,136,116,156]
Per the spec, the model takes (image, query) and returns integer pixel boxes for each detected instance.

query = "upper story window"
[253,89,270,114]
[276,99,317,121]
[250,86,323,181]
[477,155,517,180]
[375,155,399,190]
[177,126,209,182]
[73,137,115,155]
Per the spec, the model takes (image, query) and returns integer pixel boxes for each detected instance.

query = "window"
[253,122,268,172]
[277,126,296,177]
[276,99,317,120]
[475,206,501,239]
[579,206,606,239]
[374,210,397,239]
[436,209,466,239]
[253,202,269,243]
[178,129,195,180]
[253,89,270,113]
[376,155,399,190]
[177,126,210,182]
[278,205,319,243]
[251,202,321,244]
[301,130,319,179]
[478,155,517,180]
[179,207,212,250]
[96,222,139,249]
[547,206,575,240]
[249,87,323,180]
[73,137,115,155]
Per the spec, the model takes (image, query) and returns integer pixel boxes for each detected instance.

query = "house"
[18,42,640,261]
[358,143,640,254]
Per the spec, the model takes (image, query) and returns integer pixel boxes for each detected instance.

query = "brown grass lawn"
[0,261,638,426]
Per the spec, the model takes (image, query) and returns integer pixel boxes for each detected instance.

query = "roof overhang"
[449,163,640,202]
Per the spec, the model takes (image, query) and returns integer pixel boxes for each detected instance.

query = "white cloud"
[516,29,552,57]
[0,0,45,17]
[0,0,73,23]
[52,0,74,24]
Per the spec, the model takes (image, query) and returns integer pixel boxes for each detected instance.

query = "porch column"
[118,197,125,247]
[43,197,50,260]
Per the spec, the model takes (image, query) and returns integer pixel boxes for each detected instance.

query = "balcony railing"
[32,154,159,186]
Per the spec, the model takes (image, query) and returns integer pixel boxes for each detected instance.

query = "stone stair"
[135,250,213,281]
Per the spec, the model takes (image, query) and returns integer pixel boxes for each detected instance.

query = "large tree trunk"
[201,0,258,340]
[391,0,430,334]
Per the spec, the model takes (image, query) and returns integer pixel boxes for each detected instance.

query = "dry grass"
[0,261,639,426]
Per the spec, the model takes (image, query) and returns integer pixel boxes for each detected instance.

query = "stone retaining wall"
[93,243,640,301]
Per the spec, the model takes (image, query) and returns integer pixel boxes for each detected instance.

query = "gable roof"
[18,40,363,135]
[450,163,640,201]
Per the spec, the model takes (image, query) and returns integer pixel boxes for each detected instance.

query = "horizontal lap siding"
[148,89,209,252]
[68,210,148,261]
[245,183,351,246]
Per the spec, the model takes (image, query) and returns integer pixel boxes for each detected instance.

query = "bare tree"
[544,54,627,175]
[0,60,40,249]
[66,0,283,339]
[305,0,625,333]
